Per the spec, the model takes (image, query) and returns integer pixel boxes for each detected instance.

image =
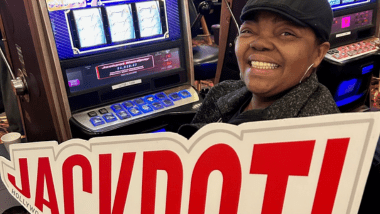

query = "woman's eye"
[281,32,295,37]
[240,29,252,34]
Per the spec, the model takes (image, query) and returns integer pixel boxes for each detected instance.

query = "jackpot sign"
[1,112,380,214]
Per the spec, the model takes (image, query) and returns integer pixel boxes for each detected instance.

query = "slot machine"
[318,0,380,112]
[0,0,200,142]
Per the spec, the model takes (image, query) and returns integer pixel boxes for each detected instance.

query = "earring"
[299,63,314,84]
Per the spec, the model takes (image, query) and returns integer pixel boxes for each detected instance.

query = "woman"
[179,0,339,138]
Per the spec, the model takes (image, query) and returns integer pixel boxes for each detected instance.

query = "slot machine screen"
[72,8,107,48]
[328,0,371,9]
[105,4,136,42]
[135,1,163,37]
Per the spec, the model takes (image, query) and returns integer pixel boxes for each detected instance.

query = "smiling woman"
[178,0,340,138]
[235,10,331,109]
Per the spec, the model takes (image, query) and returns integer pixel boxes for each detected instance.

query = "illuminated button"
[128,107,142,116]
[169,93,182,101]
[155,92,168,100]
[103,113,117,123]
[122,101,135,109]
[139,104,154,113]
[99,108,108,114]
[134,98,146,105]
[179,90,191,98]
[151,101,164,110]
[111,104,123,112]
[90,116,105,127]
[347,51,354,56]
[144,95,156,104]
[162,98,174,107]
[333,54,341,59]
[87,111,97,117]
[116,110,131,120]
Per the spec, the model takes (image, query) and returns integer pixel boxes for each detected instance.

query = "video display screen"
[65,48,181,94]
[73,8,107,48]
[136,1,163,38]
[328,0,370,9]
[105,4,136,42]
[47,0,179,60]
[329,0,341,6]
[342,0,355,3]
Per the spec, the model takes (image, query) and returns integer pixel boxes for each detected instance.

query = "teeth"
[250,61,279,69]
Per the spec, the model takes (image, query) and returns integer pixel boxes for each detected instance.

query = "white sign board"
[1,112,379,214]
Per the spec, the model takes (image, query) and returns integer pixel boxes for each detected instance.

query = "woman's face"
[235,11,329,98]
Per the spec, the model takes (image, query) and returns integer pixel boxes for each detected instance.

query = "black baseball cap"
[240,0,333,42]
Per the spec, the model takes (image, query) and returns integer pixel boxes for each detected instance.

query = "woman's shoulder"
[301,82,340,115]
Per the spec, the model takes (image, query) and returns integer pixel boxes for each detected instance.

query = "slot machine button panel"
[74,86,199,131]
[325,37,380,63]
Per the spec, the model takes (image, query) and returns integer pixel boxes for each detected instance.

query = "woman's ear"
[313,41,330,67]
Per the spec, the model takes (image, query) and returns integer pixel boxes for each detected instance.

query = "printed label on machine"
[1,112,380,214]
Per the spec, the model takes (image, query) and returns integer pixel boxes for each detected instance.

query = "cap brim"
[240,7,308,28]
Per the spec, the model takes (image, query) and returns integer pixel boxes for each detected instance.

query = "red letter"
[141,151,183,214]
[62,155,92,214]
[311,138,350,213]
[34,157,59,214]
[99,153,136,214]
[250,140,315,214]
[189,144,242,214]
[7,158,31,198]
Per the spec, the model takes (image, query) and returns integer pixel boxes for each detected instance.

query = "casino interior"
[0,0,380,213]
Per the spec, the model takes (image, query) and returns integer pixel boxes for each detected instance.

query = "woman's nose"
[249,37,273,51]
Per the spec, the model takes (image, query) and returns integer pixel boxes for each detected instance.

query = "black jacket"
[179,72,340,138]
